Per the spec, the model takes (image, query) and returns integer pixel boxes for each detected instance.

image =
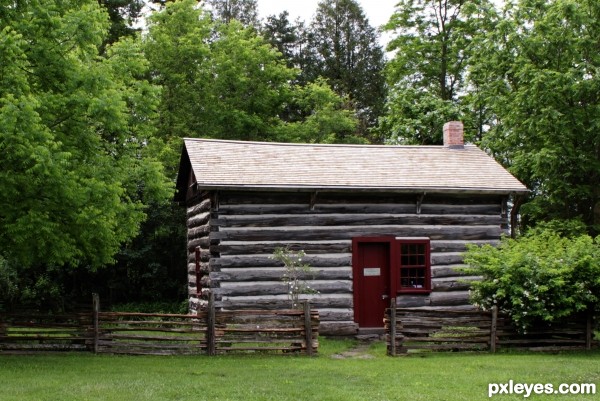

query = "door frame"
[351,236,397,327]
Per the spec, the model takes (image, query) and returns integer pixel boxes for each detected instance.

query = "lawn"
[0,339,598,401]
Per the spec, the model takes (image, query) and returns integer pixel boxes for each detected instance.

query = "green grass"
[0,339,598,401]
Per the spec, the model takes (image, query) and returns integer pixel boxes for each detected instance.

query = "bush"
[271,247,317,308]
[464,230,600,331]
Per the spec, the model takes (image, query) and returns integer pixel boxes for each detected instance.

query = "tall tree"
[471,0,600,233]
[205,0,259,27]
[145,0,360,168]
[0,0,170,307]
[261,11,306,70]
[380,0,496,144]
[98,0,144,49]
[303,0,386,141]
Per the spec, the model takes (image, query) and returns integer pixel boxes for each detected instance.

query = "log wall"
[187,191,508,335]
[186,194,213,313]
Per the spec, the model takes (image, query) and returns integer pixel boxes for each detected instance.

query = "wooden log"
[403,343,488,350]
[317,308,354,322]
[401,336,491,343]
[188,251,211,264]
[491,305,498,352]
[188,263,209,275]
[217,202,503,216]
[420,204,501,215]
[431,276,481,292]
[213,280,353,297]
[93,293,99,354]
[207,293,216,356]
[216,294,353,310]
[430,239,499,252]
[187,237,211,252]
[98,311,206,319]
[213,240,351,255]
[431,252,464,265]
[396,295,431,308]
[319,321,358,336]
[187,198,211,218]
[188,225,211,240]
[303,301,314,356]
[429,291,471,307]
[187,212,210,228]
[186,249,210,262]
[212,225,503,242]
[210,254,351,269]
[210,267,352,282]
[212,213,503,228]
[431,265,471,278]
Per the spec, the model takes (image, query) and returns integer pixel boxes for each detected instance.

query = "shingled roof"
[175,137,527,200]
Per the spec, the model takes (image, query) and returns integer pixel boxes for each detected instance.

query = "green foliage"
[145,0,359,173]
[0,0,171,307]
[381,0,497,144]
[98,0,144,51]
[470,0,600,233]
[276,78,361,144]
[465,230,600,331]
[261,11,306,71]
[271,247,317,308]
[303,0,386,141]
[205,0,259,27]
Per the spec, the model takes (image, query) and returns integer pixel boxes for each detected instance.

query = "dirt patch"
[330,341,376,359]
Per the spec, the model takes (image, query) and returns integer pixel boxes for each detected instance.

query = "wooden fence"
[386,302,596,355]
[0,294,318,356]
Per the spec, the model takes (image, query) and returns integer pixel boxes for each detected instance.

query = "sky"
[256,0,398,47]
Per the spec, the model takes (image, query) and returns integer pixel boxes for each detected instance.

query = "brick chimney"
[443,121,464,149]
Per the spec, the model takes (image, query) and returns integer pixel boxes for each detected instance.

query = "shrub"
[464,230,600,331]
[271,247,317,308]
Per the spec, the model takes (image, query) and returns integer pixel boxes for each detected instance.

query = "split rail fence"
[0,294,318,356]
[386,301,596,355]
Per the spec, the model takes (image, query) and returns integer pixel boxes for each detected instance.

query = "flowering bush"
[271,247,317,308]
[464,230,600,331]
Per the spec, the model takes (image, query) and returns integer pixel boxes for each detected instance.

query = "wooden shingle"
[180,138,528,195]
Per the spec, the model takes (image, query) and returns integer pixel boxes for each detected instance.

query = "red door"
[353,240,391,328]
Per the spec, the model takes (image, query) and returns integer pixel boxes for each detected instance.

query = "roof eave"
[193,183,529,195]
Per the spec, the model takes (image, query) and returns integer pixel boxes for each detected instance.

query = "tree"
[303,0,386,141]
[205,0,259,27]
[470,0,600,233]
[380,0,496,144]
[275,78,360,144]
[0,0,170,306]
[145,0,360,167]
[98,0,144,50]
[261,11,306,71]
[145,0,293,158]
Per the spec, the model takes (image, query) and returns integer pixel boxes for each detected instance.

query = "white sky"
[256,0,398,47]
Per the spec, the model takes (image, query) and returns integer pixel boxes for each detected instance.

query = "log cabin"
[175,121,528,335]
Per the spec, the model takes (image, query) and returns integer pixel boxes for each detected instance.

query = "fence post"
[92,293,100,354]
[586,308,593,351]
[389,298,397,356]
[302,301,314,356]
[490,305,498,353]
[207,292,216,356]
